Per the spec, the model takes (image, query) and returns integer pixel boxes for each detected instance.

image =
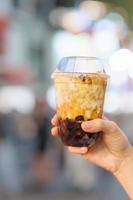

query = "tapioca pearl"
[75,130,82,137]
[75,115,84,121]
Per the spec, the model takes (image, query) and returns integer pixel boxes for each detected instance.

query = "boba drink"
[52,57,108,147]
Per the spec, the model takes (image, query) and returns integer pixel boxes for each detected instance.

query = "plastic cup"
[52,56,108,147]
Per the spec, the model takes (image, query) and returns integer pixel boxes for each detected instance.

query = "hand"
[51,115,133,174]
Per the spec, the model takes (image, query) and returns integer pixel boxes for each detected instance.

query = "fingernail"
[82,121,90,129]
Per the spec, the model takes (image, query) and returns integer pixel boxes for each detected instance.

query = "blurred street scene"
[0,0,133,199]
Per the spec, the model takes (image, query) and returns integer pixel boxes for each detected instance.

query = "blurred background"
[0,0,133,199]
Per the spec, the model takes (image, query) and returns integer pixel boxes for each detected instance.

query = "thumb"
[81,119,117,134]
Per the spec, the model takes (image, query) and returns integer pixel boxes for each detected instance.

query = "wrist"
[113,145,133,199]
[113,145,133,177]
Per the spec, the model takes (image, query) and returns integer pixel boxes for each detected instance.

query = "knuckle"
[110,121,118,131]
[96,118,104,129]
[110,121,117,128]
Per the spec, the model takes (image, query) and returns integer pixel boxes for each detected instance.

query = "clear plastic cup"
[52,56,108,147]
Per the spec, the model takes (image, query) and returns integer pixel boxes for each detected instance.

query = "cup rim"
[61,56,99,60]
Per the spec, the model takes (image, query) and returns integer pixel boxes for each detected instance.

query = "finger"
[51,127,59,136]
[51,114,59,126]
[68,146,88,154]
[81,119,117,134]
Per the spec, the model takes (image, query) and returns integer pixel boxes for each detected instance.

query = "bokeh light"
[80,0,107,20]
[120,91,133,113]
[93,18,120,60]
[52,31,95,65]
[0,86,35,113]
[61,9,92,33]
[49,7,67,27]
[46,85,56,110]
[109,48,133,71]
[104,91,120,113]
